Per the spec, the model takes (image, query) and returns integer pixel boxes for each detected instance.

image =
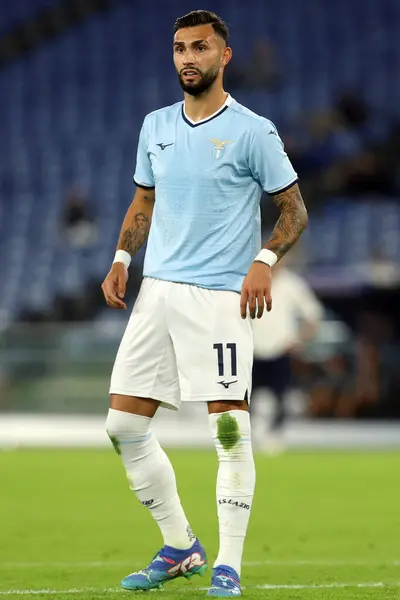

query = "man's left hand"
[240,262,272,319]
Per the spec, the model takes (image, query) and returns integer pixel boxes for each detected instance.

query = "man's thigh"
[110,277,180,410]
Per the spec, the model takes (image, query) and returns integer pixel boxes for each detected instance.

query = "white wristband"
[254,248,278,267]
[113,249,131,269]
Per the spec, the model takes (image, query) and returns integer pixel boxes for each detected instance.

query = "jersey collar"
[182,94,233,128]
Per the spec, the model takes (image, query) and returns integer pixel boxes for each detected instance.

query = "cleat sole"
[184,563,208,579]
[121,563,208,590]
[197,563,208,577]
[206,590,241,597]
[120,585,163,591]
[121,581,163,591]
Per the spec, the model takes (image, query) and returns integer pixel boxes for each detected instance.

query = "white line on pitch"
[245,559,400,567]
[0,559,399,569]
[1,582,400,595]
[256,582,390,590]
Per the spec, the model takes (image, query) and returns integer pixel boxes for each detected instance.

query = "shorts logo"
[209,138,234,159]
[141,499,154,508]
[218,380,238,389]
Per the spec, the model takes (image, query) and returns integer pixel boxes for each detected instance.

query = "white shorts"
[110,277,253,410]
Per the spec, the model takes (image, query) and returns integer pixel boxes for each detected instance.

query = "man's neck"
[184,88,228,123]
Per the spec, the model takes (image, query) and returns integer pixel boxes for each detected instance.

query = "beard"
[178,65,220,96]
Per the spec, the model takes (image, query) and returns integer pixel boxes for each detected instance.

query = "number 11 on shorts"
[213,343,237,377]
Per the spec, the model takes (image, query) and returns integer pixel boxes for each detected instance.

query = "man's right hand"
[101,263,128,310]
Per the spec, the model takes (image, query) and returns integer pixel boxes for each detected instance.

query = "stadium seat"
[1,0,399,323]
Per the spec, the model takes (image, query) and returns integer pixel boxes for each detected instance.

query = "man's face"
[135,213,148,228]
[173,24,231,96]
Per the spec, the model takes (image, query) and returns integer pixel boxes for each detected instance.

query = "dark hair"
[173,10,229,45]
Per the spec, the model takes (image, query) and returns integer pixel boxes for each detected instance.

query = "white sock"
[105,408,195,550]
[209,410,256,576]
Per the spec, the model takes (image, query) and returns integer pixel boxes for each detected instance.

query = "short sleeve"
[248,121,298,194]
[133,116,155,188]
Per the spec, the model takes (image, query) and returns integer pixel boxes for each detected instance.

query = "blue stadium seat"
[0,0,399,323]
[0,0,60,36]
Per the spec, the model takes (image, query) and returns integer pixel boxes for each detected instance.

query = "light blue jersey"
[134,95,298,293]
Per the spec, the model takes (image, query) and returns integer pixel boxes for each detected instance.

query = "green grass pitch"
[1,448,400,599]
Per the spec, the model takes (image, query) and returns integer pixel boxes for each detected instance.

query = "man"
[101,10,307,597]
[252,259,323,454]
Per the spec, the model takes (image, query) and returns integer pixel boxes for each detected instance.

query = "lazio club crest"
[209,138,234,159]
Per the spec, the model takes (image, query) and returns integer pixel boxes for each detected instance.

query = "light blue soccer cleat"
[207,565,242,597]
[120,538,208,591]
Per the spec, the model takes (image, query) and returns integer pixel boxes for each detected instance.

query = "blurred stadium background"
[1,0,400,450]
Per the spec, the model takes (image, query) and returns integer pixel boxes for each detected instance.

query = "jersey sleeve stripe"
[267,177,299,196]
[133,178,155,189]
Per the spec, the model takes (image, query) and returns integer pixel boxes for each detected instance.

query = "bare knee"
[110,394,160,418]
[207,399,248,415]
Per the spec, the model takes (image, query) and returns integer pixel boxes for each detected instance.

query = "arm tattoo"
[121,212,150,255]
[265,184,308,260]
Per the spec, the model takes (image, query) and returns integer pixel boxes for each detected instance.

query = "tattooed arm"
[102,187,155,309]
[240,183,308,320]
[117,187,155,256]
[264,183,308,260]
